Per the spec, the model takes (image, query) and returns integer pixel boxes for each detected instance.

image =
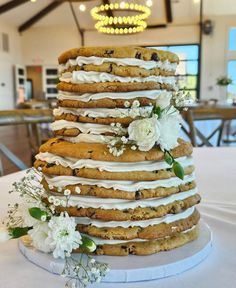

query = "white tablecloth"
[0,148,236,288]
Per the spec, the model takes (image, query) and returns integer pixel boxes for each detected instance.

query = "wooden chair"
[0,109,53,175]
[181,106,236,147]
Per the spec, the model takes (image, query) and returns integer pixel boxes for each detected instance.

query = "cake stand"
[18,221,212,283]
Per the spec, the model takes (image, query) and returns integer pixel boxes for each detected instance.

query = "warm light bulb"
[146,0,153,7]
[120,1,126,9]
[30,0,37,2]
[79,4,86,12]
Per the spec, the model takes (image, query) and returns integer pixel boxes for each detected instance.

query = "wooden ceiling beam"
[69,2,84,46]
[147,24,167,29]
[0,0,29,15]
[18,1,64,33]
[165,0,173,23]
[102,0,114,18]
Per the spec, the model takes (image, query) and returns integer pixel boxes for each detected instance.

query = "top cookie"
[58,46,179,64]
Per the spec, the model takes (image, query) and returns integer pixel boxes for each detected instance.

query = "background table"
[0,148,236,288]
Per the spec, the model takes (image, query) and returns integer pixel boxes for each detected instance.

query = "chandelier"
[90,2,151,35]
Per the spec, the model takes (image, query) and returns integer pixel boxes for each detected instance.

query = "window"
[227,61,236,101]
[228,28,236,51]
[227,28,236,101]
[148,45,200,100]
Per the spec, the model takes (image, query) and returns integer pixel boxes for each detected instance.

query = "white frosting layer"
[60,188,197,209]
[60,71,176,86]
[51,119,125,135]
[45,174,195,192]
[63,134,114,144]
[81,225,196,244]
[75,206,195,228]
[57,90,173,102]
[53,106,153,119]
[60,56,177,71]
[36,152,194,173]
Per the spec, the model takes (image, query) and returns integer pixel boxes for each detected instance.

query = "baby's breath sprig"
[172,90,194,110]
[164,150,184,180]
[63,254,109,288]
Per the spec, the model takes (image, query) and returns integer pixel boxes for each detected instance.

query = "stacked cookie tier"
[34,46,200,256]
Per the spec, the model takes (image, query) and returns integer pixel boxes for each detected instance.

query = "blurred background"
[0,0,236,175]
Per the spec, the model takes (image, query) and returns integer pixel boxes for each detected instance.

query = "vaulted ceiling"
[0,0,201,33]
[0,0,236,35]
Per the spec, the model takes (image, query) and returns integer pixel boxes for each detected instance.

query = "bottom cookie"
[75,225,199,256]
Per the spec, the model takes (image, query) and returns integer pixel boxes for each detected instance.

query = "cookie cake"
[32,46,201,256]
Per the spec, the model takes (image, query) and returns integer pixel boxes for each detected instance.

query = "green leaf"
[28,207,48,221]
[9,227,30,239]
[173,161,184,180]
[80,235,96,252]
[164,151,173,166]
[153,106,162,118]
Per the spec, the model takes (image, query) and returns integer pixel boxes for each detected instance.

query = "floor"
[0,125,32,175]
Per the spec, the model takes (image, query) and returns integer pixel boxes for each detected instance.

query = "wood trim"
[18,1,64,33]
[0,0,28,15]
[102,0,114,18]
[165,0,173,23]
[69,2,84,46]
[147,24,167,29]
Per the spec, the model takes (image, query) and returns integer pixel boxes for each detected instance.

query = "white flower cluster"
[122,100,152,119]
[2,169,109,288]
[110,122,127,136]
[29,212,81,259]
[128,97,181,151]
[173,90,194,107]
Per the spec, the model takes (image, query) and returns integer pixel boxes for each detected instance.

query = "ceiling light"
[193,0,200,3]
[79,4,86,12]
[30,0,37,2]
[146,0,153,7]
[91,2,151,35]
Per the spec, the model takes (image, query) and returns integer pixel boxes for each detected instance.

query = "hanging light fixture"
[90,2,151,35]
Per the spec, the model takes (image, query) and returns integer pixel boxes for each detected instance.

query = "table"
[0,148,236,288]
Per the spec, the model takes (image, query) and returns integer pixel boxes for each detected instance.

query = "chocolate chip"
[151,52,159,61]
[104,50,114,57]
[108,63,113,72]
[72,169,77,176]
[135,52,142,59]
[46,163,55,168]
[123,209,129,213]
[135,191,142,200]
[121,245,127,249]
[80,65,84,71]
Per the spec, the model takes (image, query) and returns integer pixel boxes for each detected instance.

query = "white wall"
[0,20,22,109]
[201,15,236,100]
[21,26,81,65]
[84,25,199,46]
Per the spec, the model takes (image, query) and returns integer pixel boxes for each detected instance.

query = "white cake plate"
[18,221,212,283]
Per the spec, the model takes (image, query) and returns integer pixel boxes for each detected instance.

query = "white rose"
[128,116,160,151]
[158,109,181,151]
[0,227,11,243]
[28,222,52,253]
[155,93,172,109]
